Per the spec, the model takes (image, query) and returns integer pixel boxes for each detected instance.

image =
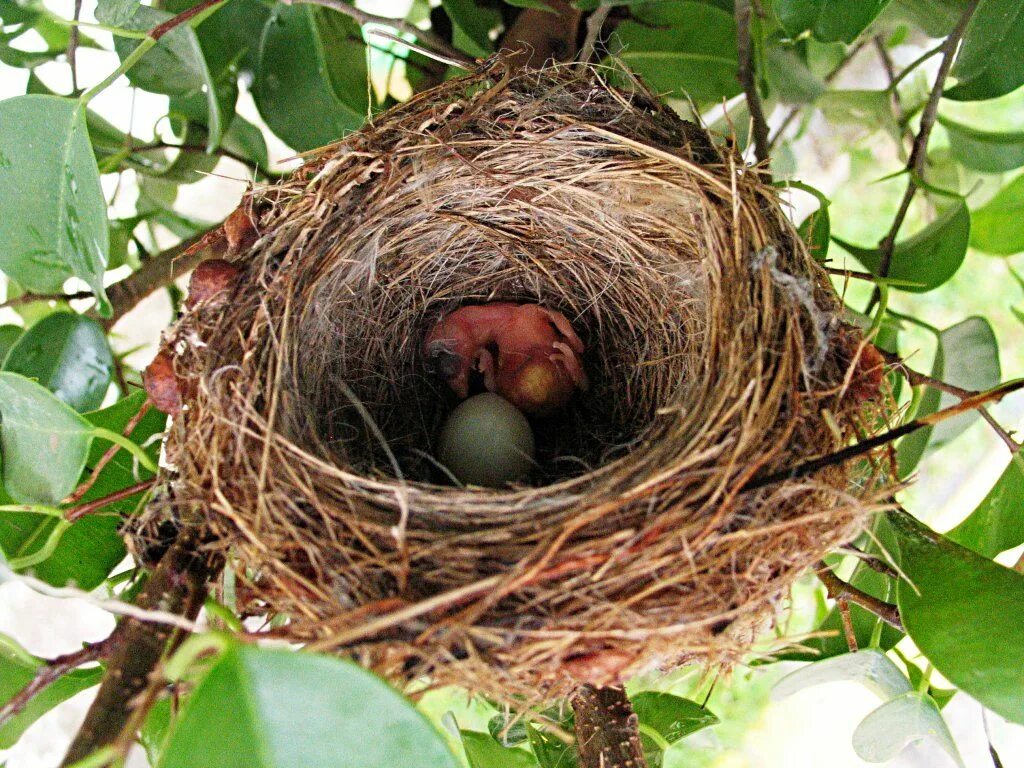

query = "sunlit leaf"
[890,510,1024,725]
[938,115,1024,172]
[95,0,140,26]
[946,0,1024,101]
[852,692,964,766]
[0,95,110,314]
[527,724,578,768]
[159,644,460,768]
[631,692,718,743]
[773,649,912,701]
[2,312,113,412]
[253,4,368,152]
[775,0,895,43]
[834,198,970,292]
[614,2,740,106]
[969,174,1024,255]
[461,731,536,768]
[0,372,94,505]
[945,456,1024,558]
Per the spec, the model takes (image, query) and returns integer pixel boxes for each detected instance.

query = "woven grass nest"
[142,63,890,705]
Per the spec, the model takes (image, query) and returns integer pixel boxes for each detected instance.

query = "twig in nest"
[815,561,903,632]
[572,685,646,768]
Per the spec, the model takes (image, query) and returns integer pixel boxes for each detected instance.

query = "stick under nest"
[137,62,893,705]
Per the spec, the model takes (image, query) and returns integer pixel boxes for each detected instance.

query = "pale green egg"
[437,393,536,487]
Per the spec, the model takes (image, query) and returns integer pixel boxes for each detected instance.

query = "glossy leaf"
[615,2,740,105]
[527,725,578,768]
[0,372,94,505]
[0,95,110,314]
[113,6,226,149]
[253,4,368,152]
[461,731,537,768]
[798,204,831,260]
[2,312,113,412]
[95,0,141,26]
[0,634,102,748]
[0,325,23,362]
[896,317,997,477]
[775,0,895,43]
[159,645,460,768]
[945,457,1024,558]
[631,692,718,743]
[834,198,970,292]
[969,174,1024,255]
[773,649,912,701]
[852,692,964,767]
[946,0,1024,101]
[890,510,1024,724]
[441,0,501,57]
[938,115,1024,172]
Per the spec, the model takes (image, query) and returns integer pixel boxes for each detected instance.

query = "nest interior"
[148,64,889,704]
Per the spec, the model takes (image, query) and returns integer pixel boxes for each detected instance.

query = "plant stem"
[734,0,770,166]
[816,562,903,631]
[90,428,158,474]
[64,480,155,523]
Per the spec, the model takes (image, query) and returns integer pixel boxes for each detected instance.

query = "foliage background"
[1,0,1024,766]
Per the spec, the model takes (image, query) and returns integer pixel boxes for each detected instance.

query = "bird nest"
[139,63,890,705]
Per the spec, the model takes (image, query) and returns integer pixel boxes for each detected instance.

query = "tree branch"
[64,480,155,523]
[0,290,94,310]
[61,526,219,766]
[577,4,612,71]
[572,685,646,768]
[734,0,770,166]
[815,561,903,631]
[875,0,980,277]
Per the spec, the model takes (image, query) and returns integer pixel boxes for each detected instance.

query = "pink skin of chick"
[424,303,588,416]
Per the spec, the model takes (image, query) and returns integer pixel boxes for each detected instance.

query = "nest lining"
[144,64,890,705]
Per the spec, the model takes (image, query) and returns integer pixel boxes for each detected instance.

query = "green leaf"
[946,0,1024,101]
[890,510,1024,725]
[461,731,537,768]
[834,198,970,292]
[798,204,831,260]
[896,317,997,476]
[852,692,964,767]
[614,2,741,106]
[187,0,272,75]
[630,692,718,743]
[817,89,900,136]
[113,5,227,150]
[95,0,141,26]
[526,725,578,768]
[159,644,461,768]
[0,634,102,748]
[773,649,912,701]
[506,0,557,11]
[946,456,1024,558]
[0,325,23,362]
[487,713,529,747]
[0,95,110,314]
[253,4,368,152]
[0,372,94,505]
[765,45,826,104]
[938,115,1024,172]
[441,0,501,57]
[222,114,270,171]
[775,0,895,43]
[2,312,113,412]
[969,174,1024,255]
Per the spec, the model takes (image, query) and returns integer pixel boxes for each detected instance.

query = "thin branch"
[734,0,770,165]
[63,402,152,507]
[0,290,94,309]
[816,562,904,631]
[873,35,914,150]
[577,4,612,71]
[130,142,279,179]
[103,228,215,326]
[0,639,111,729]
[835,545,899,578]
[65,480,155,523]
[289,0,474,68]
[68,0,83,93]
[150,0,224,40]
[748,378,1024,489]
[876,0,980,277]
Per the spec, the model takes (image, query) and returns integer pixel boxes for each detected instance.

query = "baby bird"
[424,303,588,416]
